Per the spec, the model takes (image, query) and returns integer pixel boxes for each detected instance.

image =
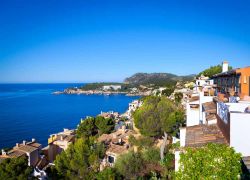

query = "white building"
[176,98,250,172]
[103,85,122,91]
[217,101,250,157]
[195,75,214,92]
[186,91,214,127]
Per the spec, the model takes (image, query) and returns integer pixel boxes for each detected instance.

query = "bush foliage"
[176,143,242,179]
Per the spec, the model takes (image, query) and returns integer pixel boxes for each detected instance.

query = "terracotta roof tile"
[106,144,128,155]
[185,124,227,147]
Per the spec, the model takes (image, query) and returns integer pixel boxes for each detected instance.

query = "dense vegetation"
[198,64,233,78]
[176,143,242,179]
[49,115,115,179]
[133,96,185,137]
[0,156,33,180]
[52,138,106,179]
[76,116,115,138]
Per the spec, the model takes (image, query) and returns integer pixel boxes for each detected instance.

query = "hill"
[124,73,194,86]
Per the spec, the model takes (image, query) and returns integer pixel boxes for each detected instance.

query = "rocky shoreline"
[52,89,146,96]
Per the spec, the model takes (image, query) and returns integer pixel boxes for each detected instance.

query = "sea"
[0,83,139,149]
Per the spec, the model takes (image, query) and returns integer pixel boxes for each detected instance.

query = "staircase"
[242,156,250,173]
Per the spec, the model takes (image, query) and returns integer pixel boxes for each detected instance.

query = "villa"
[175,62,250,172]
[212,61,250,99]
[98,126,135,170]
[103,85,122,91]
[0,139,42,167]
[43,128,75,162]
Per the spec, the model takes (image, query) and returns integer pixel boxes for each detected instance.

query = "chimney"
[1,149,6,156]
[32,138,35,142]
[222,61,229,72]
[23,140,26,145]
[16,143,19,147]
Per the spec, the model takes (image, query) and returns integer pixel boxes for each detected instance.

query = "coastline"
[0,83,140,149]
[52,89,146,96]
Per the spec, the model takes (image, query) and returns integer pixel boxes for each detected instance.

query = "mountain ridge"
[124,73,195,86]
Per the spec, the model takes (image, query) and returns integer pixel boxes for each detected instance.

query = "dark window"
[108,156,115,163]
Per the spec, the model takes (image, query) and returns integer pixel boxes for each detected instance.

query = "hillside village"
[1,61,250,179]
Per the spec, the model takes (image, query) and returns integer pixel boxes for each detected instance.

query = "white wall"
[180,128,186,147]
[196,80,207,87]
[186,92,214,127]
[226,102,250,112]
[199,94,213,124]
[175,151,180,171]
[186,103,200,126]
[230,112,250,156]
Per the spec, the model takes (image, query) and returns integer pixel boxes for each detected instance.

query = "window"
[108,156,115,163]
[243,76,247,84]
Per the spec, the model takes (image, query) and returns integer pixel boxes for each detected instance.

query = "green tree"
[128,135,155,150]
[176,143,242,179]
[96,167,120,180]
[54,138,105,179]
[133,96,184,137]
[142,147,161,164]
[76,117,98,138]
[95,116,115,135]
[115,151,145,179]
[198,64,233,78]
[133,96,184,160]
[0,156,32,180]
[174,92,183,104]
[161,86,175,97]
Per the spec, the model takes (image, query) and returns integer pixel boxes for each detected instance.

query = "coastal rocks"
[52,88,145,96]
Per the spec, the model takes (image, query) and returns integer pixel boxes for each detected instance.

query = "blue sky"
[0,0,249,83]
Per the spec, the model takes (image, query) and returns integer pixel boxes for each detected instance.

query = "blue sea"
[0,83,139,149]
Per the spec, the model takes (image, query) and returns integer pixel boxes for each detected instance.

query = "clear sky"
[0,0,249,83]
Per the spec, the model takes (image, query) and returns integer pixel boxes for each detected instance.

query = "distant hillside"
[124,73,194,86]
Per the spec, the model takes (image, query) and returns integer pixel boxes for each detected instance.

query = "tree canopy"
[54,137,106,179]
[161,86,175,97]
[133,96,184,137]
[198,64,233,78]
[96,167,119,180]
[0,156,32,180]
[77,117,97,138]
[174,92,183,104]
[176,143,242,179]
[76,116,115,138]
[95,116,115,135]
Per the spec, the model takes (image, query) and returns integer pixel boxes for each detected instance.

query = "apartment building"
[0,139,42,167]
[44,128,75,162]
[212,61,250,98]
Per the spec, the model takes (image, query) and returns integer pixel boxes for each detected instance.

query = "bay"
[0,83,139,149]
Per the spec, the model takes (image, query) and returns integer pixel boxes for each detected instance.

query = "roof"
[202,101,216,113]
[212,69,237,78]
[6,150,26,158]
[106,144,128,155]
[63,135,75,142]
[185,124,227,147]
[97,129,134,143]
[18,144,38,153]
[53,134,75,142]
[98,134,112,142]
[27,142,42,148]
